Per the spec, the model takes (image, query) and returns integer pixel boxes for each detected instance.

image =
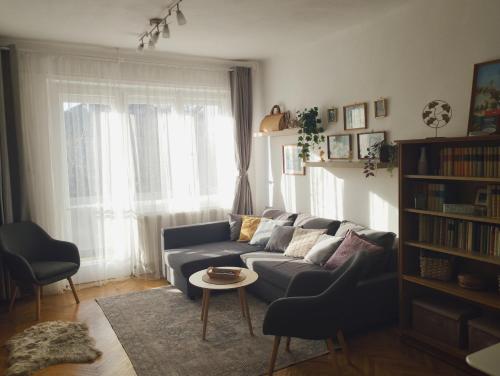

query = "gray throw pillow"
[262,208,298,222]
[249,219,290,246]
[228,214,242,241]
[264,226,295,253]
[293,213,341,235]
[304,234,344,265]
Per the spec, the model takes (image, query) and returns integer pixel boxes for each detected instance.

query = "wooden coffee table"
[189,267,258,340]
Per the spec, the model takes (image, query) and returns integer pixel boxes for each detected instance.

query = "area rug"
[5,321,102,376]
[96,286,328,376]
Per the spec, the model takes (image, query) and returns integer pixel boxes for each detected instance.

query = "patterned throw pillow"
[324,230,383,270]
[238,216,262,242]
[284,228,326,258]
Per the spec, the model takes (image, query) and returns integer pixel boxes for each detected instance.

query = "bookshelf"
[397,135,500,369]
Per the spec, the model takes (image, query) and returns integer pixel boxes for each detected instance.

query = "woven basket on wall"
[420,254,452,281]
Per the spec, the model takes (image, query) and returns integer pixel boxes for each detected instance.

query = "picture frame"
[327,108,338,123]
[475,188,488,206]
[343,103,367,130]
[468,59,500,136]
[374,98,388,118]
[327,135,352,160]
[282,144,305,175]
[357,131,386,159]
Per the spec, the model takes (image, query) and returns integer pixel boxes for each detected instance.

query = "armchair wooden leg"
[285,337,291,352]
[268,336,281,376]
[337,329,352,365]
[33,284,41,320]
[67,277,80,304]
[9,283,18,312]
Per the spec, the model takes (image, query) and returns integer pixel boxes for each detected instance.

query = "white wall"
[253,0,500,233]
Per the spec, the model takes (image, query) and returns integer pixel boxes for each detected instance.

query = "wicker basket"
[420,254,452,281]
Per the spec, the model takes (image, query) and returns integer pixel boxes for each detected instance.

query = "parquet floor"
[0,278,468,376]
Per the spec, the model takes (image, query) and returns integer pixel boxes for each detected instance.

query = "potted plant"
[363,141,398,178]
[296,107,325,161]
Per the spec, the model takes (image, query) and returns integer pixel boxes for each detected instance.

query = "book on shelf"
[487,185,500,217]
[439,146,500,177]
[418,214,500,256]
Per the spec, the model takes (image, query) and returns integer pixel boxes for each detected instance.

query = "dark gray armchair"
[0,221,80,319]
[263,251,377,375]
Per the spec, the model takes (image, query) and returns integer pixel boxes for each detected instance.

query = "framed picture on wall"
[327,108,338,123]
[327,135,352,160]
[374,98,388,118]
[468,59,500,135]
[343,103,367,130]
[357,131,386,159]
[282,144,305,175]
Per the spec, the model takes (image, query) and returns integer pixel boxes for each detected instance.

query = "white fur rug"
[5,321,102,376]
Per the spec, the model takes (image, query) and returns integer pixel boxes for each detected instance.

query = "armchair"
[0,221,80,320]
[263,251,378,375]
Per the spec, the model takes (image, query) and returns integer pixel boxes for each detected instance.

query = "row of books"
[418,215,500,256]
[486,185,500,218]
[415,183,447,211]
[439,146,500,177]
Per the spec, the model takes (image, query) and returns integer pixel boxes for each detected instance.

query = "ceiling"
[0,0,409,60]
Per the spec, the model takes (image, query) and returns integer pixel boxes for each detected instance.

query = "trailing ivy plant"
[296,107,325,161]
[363,141,398,178]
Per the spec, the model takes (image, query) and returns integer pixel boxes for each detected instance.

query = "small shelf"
[404,175,500,183]
[253,128,298,138]
[305,160,391,168]
[404,241,500,266]
[404,208,500,225]
[402,274,500,310]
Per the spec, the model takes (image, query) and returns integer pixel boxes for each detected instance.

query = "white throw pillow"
[284,228,326,258]
[249,219,290,246]
[304,234,344,265]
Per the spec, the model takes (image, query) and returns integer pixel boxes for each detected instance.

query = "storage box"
[468,316,500,353]
[412,297,478,349]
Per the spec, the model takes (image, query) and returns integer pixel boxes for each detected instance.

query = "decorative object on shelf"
[327,134,352,160]
[327,108,338,123]
[422,99,452,137]
[343,103,367,130]
[357,131,386,159]
[137,0,187,51]
[419,252,453,281]
[374,98,388,118]
[468,59,500,136]
[296,107,325,161]
[417,146,428,174]
[361,137,397,178]
[475,187,488,206]
[458,273,487,291]
[260,105,289,133]
[282,144,305,175]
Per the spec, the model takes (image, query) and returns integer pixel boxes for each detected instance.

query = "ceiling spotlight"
[151,28,160,44]
[137,41,145,53]
[148,37,155,49]
[162,23,170,38]
[176,4,187,26]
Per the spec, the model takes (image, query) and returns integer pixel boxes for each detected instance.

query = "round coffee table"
[189,267,258,340]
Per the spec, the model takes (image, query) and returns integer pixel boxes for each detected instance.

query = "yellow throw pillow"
[238,216,262,242]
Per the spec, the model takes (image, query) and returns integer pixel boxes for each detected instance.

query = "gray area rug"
[96,286,327,376]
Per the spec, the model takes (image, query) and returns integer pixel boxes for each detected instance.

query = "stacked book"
[439,146,500,177]
[486,185,500,217]
[418,215,500,256]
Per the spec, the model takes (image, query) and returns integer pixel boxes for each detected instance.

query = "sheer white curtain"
[17,51,236,287]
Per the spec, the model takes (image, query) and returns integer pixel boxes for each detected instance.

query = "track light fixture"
[137,0,186,50]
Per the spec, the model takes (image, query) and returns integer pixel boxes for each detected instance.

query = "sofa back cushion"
[324,230,383,270]
[304,234,344,266]
[249,219,292,246]
[284,228,326,258]
[264,226,295,253]
[262,208,298,222]
[293,214,341,235]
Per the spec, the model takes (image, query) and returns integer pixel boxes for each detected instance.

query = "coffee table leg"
[239,287,254,336]
[201,289,207,321]
[202,289,211,340]
[238,287,246,318]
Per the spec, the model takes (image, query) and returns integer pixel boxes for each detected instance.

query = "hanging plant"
[296,107,325,161]
[363,141,398,178]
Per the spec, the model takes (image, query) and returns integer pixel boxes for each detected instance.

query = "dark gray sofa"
[162,214,398,333]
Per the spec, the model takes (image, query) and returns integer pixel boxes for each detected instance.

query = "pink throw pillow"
[324,230,383,270]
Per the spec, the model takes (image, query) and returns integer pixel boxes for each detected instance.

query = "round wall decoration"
[422,100,452,137]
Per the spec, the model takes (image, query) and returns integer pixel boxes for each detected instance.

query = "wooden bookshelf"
[397,135,500,369]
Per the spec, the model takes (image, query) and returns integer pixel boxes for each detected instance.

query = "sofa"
[162,211,398,334]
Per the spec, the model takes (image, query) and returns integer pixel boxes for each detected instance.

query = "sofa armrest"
[162,220,230,249]
[285,271,334,298]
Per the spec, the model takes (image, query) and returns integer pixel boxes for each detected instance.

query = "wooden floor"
[0,278,469,376]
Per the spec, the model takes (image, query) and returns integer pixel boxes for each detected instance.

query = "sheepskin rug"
[5,321,102,376]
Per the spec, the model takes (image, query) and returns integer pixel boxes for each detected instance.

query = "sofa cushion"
[165,241,262,277]
[262,208,298,222]
[293,214,341,235]
[31,261,78,281]
[251,259,323,290]
[284,228,326,258]
[304,235,344,266]
[240,251,292,270]
[249,219,291,246]
[264,226,295,253]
